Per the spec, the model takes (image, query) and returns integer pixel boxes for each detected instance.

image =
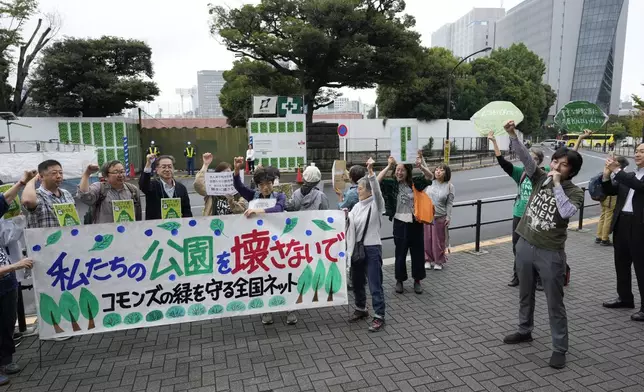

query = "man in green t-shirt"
[501,121,584,370]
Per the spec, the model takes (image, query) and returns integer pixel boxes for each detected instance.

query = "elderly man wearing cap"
[287,164,329,211]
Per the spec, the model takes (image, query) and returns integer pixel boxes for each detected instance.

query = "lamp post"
[445,46,492,164]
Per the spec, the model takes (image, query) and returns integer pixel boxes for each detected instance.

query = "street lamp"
[444,46,493,164]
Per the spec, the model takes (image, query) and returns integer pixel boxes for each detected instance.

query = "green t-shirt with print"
[511,165,550,217]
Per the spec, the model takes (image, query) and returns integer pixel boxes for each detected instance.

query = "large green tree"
[29,36,160,117]
[210,0,422,124]
[0,0,57,114]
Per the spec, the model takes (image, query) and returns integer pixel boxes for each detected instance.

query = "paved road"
[137,147,624,260]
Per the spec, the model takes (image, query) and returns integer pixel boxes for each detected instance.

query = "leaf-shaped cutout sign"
[89,234,114,251]
[311,219,335,231]
[46,230,62,246]
[210,218,224,234]
[281,217,298,236]
[157,222,181,232]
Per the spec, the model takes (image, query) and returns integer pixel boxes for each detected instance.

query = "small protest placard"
[52,203,81,227]
[112,200,135,222]
[248,199,277,210]
[161,198,182,219]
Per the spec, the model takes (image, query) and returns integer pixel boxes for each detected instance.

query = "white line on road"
[469,175,507,181]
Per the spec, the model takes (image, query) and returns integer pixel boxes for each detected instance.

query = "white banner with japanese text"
[25,211,347,339]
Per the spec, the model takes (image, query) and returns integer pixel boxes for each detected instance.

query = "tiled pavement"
[5,226,644,392]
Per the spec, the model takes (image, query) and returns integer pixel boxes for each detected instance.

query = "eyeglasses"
[108,171,126,175]
[158,165,173,170]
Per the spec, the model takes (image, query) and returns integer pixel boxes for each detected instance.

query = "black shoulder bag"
[351,206,372,264]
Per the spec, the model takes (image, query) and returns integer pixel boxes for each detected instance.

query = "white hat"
[187,141,191,145]
[151,141,155,144]
[303,165,321,183]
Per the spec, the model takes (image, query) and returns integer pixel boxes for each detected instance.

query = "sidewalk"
[8,224,644,392]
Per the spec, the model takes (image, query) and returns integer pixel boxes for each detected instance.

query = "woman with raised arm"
[346,158,387,332]
[378,151,433,295]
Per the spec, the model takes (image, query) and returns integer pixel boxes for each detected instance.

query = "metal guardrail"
[381,187,600,252]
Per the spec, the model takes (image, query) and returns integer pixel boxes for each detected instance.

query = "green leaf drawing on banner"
[226,301,246,311]
[103,313,122,328]
[188,304,207,316]
[40,293,64,333]
[312,259,326,302]
[325,263,342,302]
[296,265,313,304]
[311,219,335,231]
[59,291,81,331]
[146,310,164,322]
[210,218,224,234]
[208,305,224,315]
[157,222,181,232]
[248,298,264,309]
[79,288,99,330]
[281,217,298,236]
[268,296,286,307]
[166,306,185,318]
[124,312,143,325]
[46,230,62,246]
[89,234,114,251]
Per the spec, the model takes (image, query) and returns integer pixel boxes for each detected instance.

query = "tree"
[367,105,376,119]
[220,58,303,127]
[630,94,644,139]
[29,36,160,117]
[210,0,422,124]
[0,0,58,114]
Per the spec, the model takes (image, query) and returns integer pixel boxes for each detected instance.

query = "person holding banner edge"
[347,158,386,332]
[378,151,433,295]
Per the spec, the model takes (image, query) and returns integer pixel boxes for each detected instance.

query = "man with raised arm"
[501,121,584,370]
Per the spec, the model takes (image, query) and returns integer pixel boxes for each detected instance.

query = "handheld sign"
[471,101,524,136]
[52,203,81,227]
[554,101,608,132]
[161,198,182,219]
[112,200,135,223]
[390,125,418,164]
[205,172,238,196]
[0,183,21,219]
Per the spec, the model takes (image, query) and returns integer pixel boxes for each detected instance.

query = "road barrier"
[381,187,600,253]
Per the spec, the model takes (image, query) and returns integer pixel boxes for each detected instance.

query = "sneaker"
[368,318,384,332]
[413,280,423,294]
[595,237,602,244]
[261,313,274,325]
[0,374,9,386]
[349,309,369,323]
[600,240,612,246]
[424,262,432,270]
[433,264,443,270]
[1,363,21,375]
[395,281,403,294]
[286,311,298,325]
[549,351,566,369]
[508,276,519,287]
[503,332,533,344]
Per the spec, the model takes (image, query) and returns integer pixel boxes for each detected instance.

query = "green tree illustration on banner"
[325,263,342,301]
[296,265,313,303]
[40,293,64,333]
[311,259,326,302]
[59,291,82,331]
[79,288,99,330]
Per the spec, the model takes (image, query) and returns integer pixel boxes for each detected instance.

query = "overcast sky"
[24,0,644,115]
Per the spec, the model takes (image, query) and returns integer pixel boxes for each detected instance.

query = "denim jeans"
[352,245,385,319]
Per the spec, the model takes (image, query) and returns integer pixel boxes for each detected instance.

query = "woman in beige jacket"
[194,153,247,216]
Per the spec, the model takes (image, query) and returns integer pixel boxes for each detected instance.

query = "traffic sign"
[337,124,348,137]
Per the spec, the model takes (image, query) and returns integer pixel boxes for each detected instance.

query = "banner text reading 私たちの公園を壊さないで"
[25,211,347,339]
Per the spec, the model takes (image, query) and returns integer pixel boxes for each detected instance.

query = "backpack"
[83,183,142,224]
[588,173,606,202]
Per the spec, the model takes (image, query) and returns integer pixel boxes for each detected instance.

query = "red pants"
[424,216,448,265]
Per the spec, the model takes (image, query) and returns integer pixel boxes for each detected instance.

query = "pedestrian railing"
[381,187,600,252]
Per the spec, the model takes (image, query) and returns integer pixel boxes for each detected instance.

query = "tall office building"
[495,0,628,115]
[197,70,225,117]
[431,8,506,60]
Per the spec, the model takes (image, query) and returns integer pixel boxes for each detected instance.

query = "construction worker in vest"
[184,142,196,176]
[148,141,160,171]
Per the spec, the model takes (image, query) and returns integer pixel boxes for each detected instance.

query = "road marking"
[469,175,507,181]
[381,215,601,265]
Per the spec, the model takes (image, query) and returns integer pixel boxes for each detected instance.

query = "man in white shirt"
[601,144,644,322]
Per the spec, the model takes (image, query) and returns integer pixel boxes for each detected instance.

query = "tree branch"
[313,100,334,110]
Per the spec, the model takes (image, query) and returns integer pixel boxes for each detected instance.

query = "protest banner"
[390,125,418,164]
[471,101,524,136]
[161,198,182,219]
[112,200,135,222]
[554,100,608,132]
[0,183,21,219]
[52,203,81,226]
[25,211,347,339]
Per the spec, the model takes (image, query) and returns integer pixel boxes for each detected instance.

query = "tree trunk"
[327,281,334,302]
[88,318,95,330]
[69,311,81,331]
[51,311,64,333]
[312,290,319,302]
[296,292,303,304]
[304,91,316,125]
